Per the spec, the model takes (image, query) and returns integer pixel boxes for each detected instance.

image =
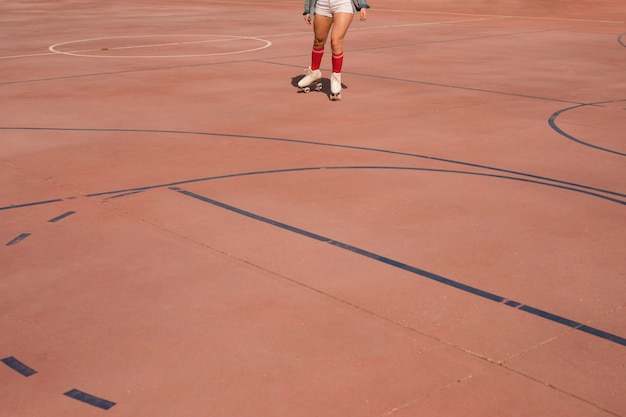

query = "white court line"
[0,36,270,59]
[349,16,512,32]
[209,0,625,23]
[59,37,250,55]
[0,52,57,59]
[209,0,625,24]
[0,12,621,60]
[510,15,624,24]
[374,7,625,24]
[249,16,510,38]
[48,34,272,58]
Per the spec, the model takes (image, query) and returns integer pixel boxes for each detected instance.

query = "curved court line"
[2,164,623,347]
[2,165,625,214]
[86,165,624,204]
[171,186,626,348]
[548,100,626,157]
[618,33,626,48]
[49,34,272,58]
[1,126,624,201]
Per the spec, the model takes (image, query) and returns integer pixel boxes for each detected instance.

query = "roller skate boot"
[297,67,322,93]
[330,72,342,101]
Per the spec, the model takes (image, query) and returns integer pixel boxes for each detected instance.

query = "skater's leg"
[311,47,324,70]
[329,12,354,55]
[309,14,331,70]
[328,13,353,100]
[312,14,333,50]
[332,51,344,73]
[298,14,332,91]
[298,16,330,91]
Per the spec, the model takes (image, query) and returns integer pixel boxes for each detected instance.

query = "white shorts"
[315,0,354,17]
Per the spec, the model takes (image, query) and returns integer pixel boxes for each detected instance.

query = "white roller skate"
[330,72,342,101]
[297,67,322,93]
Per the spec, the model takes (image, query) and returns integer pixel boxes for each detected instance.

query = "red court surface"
[1,0,625,416]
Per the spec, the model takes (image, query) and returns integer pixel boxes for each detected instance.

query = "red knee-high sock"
[311,48,324,70]
[332,52,344,73]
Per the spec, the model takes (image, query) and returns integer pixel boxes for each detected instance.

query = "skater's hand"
[359,9,367,21]
[304,14,312,25]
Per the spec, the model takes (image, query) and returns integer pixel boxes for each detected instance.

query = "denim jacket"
[303,0,370,15]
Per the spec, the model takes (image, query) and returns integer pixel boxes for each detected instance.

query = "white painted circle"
[49,34,272,58]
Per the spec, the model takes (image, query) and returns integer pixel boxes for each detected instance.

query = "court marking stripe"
[548,100,626,157]
[1,356,37,377]
[63,389,116,410]
[6,233,31,246]
[171,186,626,348]
[1,12,606,60]
[1,165,623,214]
[213,0,625,23]
[0,127,623,200]
[48,211,76,223]
[373,8,624,24]
[48,35,272,59]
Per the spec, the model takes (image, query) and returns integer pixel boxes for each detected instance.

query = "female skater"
[298,0,370,100]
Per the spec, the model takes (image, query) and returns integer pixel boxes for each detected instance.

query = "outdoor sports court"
[1,0,625,416]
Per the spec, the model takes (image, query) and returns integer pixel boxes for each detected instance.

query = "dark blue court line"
[6,233,31,246]
[87,166,625,205]
[64,389,116,410]
[549,100,626,157]
[2,357,115,409]
[0,27,571,109]
[101,190,146,201]
[48,211,76,223]
[0,166,624,214]
[1,127,623,200]
[0,61,233,86]
[1,356,37,377]
[171,186,626,348]
[0,198,63,212]
[264,61,588,106]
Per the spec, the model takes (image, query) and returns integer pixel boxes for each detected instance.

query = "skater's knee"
[330,39,344,54]
[314,37,327,49]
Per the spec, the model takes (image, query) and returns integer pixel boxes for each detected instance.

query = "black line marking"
[263,60,591,106]
[0,165,624,214]
[504,300,522,308]
[0,28,583,108]
[1,356,37,377]
[48,211,76,223]
[548,100,626,157]
[99,166,626,205]
[64,389,116,410]
[101,190,145,201]
[618,32,626,48]
[172,187,626,348]
[6,233,31,246]
[0,198,64,212]
[1,127,623,202]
